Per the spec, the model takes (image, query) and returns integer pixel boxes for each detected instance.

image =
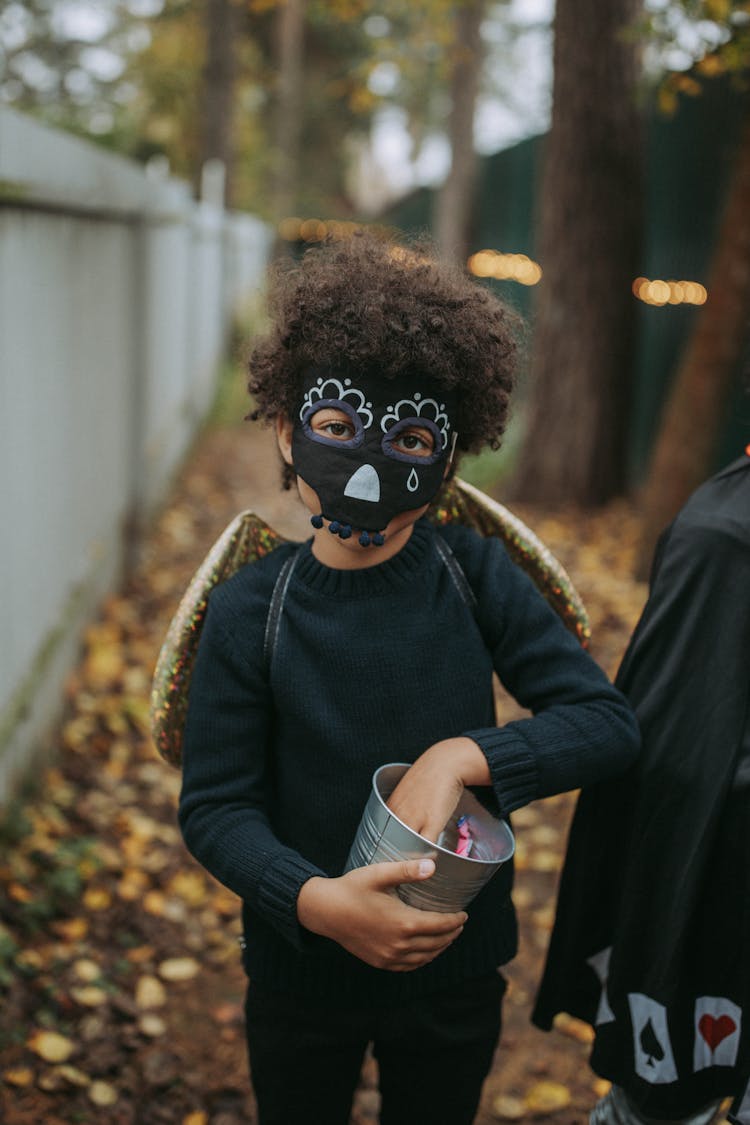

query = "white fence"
[0,108,272,805]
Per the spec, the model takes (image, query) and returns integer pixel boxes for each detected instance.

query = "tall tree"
[433,0,487,263]
[636,111,750,572]
[201,0,238,204]
[271,0,305,231]
[633,4,750,573]
[510,0,644,506]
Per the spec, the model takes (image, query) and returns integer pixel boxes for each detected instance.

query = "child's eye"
[310,409,356,441]
[323,420,353,439]
[391,428,435,457]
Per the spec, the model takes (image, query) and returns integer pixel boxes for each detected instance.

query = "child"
[533,449,750,1125]
[178,232,640,1125]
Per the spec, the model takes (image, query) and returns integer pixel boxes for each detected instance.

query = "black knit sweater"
[179,519,639,1004]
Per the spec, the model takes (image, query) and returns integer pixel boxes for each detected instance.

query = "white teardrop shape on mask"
[407,468,419,492]
[343,463,381,502]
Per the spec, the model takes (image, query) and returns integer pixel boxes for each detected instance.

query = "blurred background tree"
[509,0,645,508]
[634,0,750,572]
[3,0,749,579]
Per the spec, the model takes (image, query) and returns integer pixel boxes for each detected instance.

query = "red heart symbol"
[698,1014,736,1051]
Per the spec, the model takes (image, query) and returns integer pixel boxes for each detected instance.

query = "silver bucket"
[345,762,515,913]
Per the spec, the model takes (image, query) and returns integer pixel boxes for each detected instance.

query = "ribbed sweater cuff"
[466,729,539,815]
[257,854,326,952]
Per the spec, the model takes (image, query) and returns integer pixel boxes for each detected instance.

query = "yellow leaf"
[55,1065,91,1088]
[158,957,200,982]
[553,1012,595,1043]
[70,986,108,1008]
[8,882,34,903]
[3,1068,35,1087]
[82,887,111,911]
[126,944,156,964]
[117,869,150,901]
[524,1080,571,1114]
[138,1013,167,1037]
[183,1113,209,1125]
[27,1029,75,1063]
[593,1078,612,1096]
[88,1079,118,1106]
[135,975,167,1010]
[528,849,560,873]
[167,870,207,906]
[51,917,88,941]
[492,1094,525,1119]
[73,959,101,983]
[143,890,166,916]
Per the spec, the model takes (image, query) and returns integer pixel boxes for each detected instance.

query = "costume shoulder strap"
[432,532,478,616]
[150,511,287,767]
[262,550,300,674]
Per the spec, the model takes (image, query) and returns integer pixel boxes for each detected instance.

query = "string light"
[278,217,374,242]
[467,250,543,285]
[632,277,708,306]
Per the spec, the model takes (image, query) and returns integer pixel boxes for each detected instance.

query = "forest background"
[3,0,749,571]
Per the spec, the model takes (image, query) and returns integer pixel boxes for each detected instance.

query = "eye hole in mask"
[381,417,443,465]
[301,400,365,449]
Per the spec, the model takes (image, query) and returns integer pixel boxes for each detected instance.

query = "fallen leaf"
[143,890,167,916]
[138,1013,167,1038]
[8,882,34,904]
[88,1079,118,1106]
[158,957,199,982]
[55,1065,91,1088]
[168,870,207,906]
[27,1029,75,1064]
[73,959,101,983]
[524,1080,571,1115]
[2,1068,35,1087]
[492,1094,525,1119]
[70,985,109,1007]
[553,1012,595,1044]
[51,917,89,941]
[135,975,167,1010]
[82,887,112,911]
[528,849,560,873]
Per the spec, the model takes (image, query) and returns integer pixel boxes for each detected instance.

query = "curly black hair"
[248,231,521,482]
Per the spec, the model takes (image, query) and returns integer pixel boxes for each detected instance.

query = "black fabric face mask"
[291,369,458,546]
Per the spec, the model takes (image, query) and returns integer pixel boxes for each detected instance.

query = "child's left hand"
[386,737,491,842]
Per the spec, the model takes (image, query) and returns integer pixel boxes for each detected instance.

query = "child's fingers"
[363,856,438,888]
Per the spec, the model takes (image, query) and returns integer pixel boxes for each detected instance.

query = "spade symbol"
[640,1019,665,1067]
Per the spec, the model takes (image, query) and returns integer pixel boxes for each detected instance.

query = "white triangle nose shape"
[343,463,381,502]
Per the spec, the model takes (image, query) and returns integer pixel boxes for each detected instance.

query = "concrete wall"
[0,107,272,804]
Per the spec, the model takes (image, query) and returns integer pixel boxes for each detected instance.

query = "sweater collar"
[293,519,434,598]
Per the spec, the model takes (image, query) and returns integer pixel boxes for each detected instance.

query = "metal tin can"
[345,762,515,912]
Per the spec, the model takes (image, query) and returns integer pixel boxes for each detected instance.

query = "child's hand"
[297,859,467,971]
[386,737,491,842]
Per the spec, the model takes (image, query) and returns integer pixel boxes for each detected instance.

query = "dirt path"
[1,420,650,1124]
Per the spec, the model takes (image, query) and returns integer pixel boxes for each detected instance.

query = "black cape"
[533,453,750,1120]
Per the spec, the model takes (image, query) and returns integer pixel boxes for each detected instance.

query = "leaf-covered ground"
[1,420,656,1124]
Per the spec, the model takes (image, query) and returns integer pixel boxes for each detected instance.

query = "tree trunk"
[434,0,486,264]
[201,0,237,205]
[271,0,305,250]
[510,0,644,506]
[635,110,750,576]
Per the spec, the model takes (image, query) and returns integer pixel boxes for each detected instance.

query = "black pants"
[245,971,505,1125]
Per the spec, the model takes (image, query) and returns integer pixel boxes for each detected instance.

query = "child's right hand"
[297,858,467,972]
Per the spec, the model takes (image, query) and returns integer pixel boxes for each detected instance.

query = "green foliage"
[635,1,750,113]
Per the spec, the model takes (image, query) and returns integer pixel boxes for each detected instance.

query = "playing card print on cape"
[532,453,750,1119]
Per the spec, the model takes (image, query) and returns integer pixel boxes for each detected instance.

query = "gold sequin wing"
[150,512,287,766]
[429,477,591,648]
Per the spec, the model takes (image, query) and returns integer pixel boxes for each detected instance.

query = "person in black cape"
[532,449,750,1124]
